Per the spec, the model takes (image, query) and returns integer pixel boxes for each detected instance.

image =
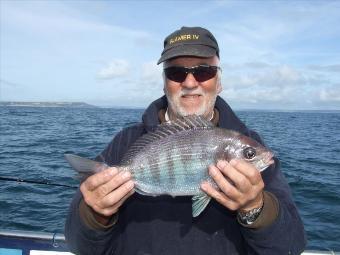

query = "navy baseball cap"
[157,26,220,64]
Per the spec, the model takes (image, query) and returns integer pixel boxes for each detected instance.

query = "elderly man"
[65,26,306,255]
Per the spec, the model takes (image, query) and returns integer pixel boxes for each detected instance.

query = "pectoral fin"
[192,193,211,217]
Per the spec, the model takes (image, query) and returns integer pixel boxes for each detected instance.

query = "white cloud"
[223,64,305,90]
[319,86,340,102]
[220,63,340,109]
[97,60,130,80]
[243,62,272,69]
[307,64,340,73]
[213,1,340,66]
[141,61,163,83]
[0,79,23,88]
[122,61,164,104]
[91,60,164,107]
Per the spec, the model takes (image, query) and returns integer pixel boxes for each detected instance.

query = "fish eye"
[243,147,256,160]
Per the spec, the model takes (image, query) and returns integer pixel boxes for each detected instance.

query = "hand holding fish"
[201,159,265,212]
[80,167,135,225]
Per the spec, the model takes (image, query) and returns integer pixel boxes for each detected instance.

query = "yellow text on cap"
[169,34,200,44]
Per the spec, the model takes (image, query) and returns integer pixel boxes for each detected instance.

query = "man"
[65,26,306,254]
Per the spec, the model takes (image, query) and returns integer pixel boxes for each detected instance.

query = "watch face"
[238,207,263,225]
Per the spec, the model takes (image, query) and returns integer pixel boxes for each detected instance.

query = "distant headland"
[0,101,97,108]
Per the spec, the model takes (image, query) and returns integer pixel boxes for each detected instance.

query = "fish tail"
[64,154,111,180]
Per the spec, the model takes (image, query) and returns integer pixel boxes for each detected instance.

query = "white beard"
[165,87,217,118]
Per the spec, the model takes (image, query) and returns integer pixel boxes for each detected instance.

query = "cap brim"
[157,45,217,64]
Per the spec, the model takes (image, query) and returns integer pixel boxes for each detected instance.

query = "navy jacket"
[65,96,306,255]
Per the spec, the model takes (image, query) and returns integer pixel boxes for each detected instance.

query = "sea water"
[0,106,339,250]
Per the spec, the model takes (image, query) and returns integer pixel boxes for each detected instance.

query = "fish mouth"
[258,151,275,172]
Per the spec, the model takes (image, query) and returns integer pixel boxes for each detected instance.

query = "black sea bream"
[65,115,273,217]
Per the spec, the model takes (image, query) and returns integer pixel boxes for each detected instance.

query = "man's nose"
[181,73,198,89]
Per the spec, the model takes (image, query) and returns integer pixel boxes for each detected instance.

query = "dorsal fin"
[121,115,214,164]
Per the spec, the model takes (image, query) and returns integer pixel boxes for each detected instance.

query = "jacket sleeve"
[240,130,307,255]
[64,124,145,255]
[64,189,120,255]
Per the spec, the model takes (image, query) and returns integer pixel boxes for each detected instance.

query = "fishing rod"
[0,176,78,189]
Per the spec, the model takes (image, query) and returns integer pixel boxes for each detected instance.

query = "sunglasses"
[164,65,221,83]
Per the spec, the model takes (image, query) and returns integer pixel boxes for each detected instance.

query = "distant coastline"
[0,101,339,112]
[0,101,97,108]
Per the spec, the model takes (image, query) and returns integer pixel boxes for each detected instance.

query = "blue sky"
[1,0,340,110]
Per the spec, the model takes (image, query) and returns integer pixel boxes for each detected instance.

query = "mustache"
[179,88,205,97]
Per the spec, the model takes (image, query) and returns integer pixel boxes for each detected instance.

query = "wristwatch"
[237,204,264,225]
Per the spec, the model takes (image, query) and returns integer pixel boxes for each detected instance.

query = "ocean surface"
[0,106,339,251]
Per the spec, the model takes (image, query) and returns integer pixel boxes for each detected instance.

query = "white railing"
[0,229,338,255]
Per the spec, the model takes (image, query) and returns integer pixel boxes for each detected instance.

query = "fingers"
[80,168,135,217]
[97,180,134,209]
[94,188,135,217]
[228,159,262,185]
[216,161,252,193]
[202,159,265,211]
[82,167,119,191]
[201,181,239,211]
[207,164,243,200]
[93,171,132,198]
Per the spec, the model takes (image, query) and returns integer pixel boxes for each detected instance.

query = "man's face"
[163,56,222,119]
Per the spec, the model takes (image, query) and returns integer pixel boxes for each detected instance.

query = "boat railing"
[0,229,339,255]
[0,230,66,242]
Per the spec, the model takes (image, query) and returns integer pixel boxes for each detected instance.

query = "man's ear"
[162,72,167,94]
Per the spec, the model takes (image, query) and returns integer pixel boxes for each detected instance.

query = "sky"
[1,0,340,110]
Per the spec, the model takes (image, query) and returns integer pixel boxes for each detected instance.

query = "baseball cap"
[157,26,220,65]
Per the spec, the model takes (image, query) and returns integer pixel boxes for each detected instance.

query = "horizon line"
[1,100,339,112]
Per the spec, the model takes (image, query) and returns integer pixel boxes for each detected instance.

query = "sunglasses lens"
[164,67,188,82]
[193,66,217,82]
[164,66,218,83]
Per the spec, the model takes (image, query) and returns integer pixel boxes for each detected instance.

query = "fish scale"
[130,136,216,194]
[65,115,274,217]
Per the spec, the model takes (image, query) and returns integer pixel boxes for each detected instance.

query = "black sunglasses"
[164,65,221,83]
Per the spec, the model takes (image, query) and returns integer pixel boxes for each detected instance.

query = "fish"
[65,115,274,217]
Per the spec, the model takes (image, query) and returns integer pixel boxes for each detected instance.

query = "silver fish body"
[127,128,233,196]
[65,115,273,217]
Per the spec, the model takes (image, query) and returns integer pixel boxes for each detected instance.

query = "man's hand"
[201,159,264,212]
[80,167,134,224]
